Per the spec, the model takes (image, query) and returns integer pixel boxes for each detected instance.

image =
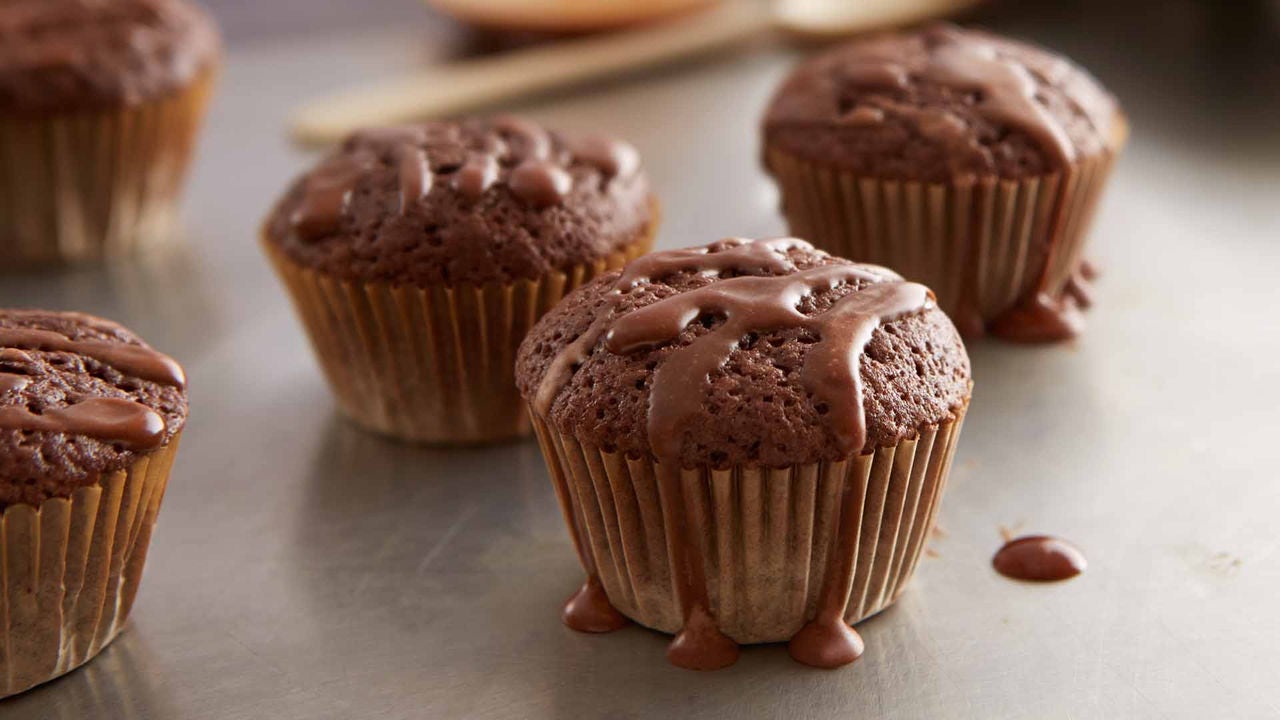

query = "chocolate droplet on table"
[993,535,1086,582]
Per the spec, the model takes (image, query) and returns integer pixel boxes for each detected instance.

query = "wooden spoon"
[422,0,721,33]
[291,0,983,146]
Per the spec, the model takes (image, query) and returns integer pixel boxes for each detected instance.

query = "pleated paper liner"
[264,229,654,444]
[1,435,180,698]
[766,121,1126,329]
[531,403,967,645]
[0,70,217,269]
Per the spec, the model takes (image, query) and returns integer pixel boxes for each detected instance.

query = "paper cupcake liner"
[265,230,654,444]
[0,435,180,698]
[530,403,967,644]
[767,129,1124,328]
[0,70,217,268]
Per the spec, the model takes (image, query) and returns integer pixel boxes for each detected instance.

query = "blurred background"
[202,0,1279,154]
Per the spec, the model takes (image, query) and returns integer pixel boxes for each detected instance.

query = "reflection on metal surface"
[1,0,1279,717]
[0,238,225,365]
[5,633,175,719]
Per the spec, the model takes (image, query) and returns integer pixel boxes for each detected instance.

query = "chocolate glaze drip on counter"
[288,116,642,242]
[989,258,1099,343]
[534,238,936,670]
[993,535,1086,582]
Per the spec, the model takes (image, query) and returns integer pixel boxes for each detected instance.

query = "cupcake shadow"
[285,416,952,712]
[961,338,1114,516]
[284,417,588,692]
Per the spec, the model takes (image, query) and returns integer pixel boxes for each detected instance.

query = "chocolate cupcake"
[0,0,220,267]
[0,310,187,696]
[763,24,1126,342]
[263,117,657,444]
[517,237,971,670]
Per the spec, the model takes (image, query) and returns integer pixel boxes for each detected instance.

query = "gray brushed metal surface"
[3,2,1279,717]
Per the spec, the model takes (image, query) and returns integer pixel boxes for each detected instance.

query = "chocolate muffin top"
[763,24,1123,182]
[0,0,220,113]
[263,117,655,287]
[516,238,970,469]
[0,310,188,509]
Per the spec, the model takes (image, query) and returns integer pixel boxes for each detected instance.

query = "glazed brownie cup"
[263,117,657,444]
[517,237,971,670]
[763,24,1127,342]
[0,310,187,697]
[0,0,220,267]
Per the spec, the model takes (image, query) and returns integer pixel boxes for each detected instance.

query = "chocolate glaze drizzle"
[0,372,30,395]
[0,398,165,451]
[0,321,180,451]
[566,134,640,180]
[537,238,934,670]
[510,160,572,208]
[993,535,1086,582]
[606,263,930,457]
[919,26,1075,166]
[838,25,1092,169]
[0,327,185,388]
[291,153,376,242]
[397,148,431,214]
[289,117,641,241]
[453,154,500,201]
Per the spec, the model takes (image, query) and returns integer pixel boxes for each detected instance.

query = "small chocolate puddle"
[993,535,1086,582]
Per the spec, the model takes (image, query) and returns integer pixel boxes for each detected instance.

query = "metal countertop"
[4,2,1279,717]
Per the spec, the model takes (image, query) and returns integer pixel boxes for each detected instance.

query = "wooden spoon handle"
[291,2,772,146]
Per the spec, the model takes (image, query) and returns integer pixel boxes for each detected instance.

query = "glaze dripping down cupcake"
[518,238,971,670]
[763,23,1126,342]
